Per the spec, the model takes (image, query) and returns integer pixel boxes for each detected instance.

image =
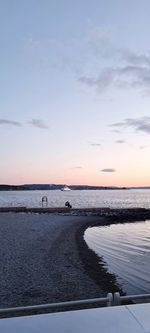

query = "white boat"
[61,186,71,191]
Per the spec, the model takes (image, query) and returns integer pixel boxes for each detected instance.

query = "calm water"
[0,189,150,208]
[84,221,150,295]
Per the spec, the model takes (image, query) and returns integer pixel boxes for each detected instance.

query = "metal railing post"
[107,293,113,306]
[114,292,121,306]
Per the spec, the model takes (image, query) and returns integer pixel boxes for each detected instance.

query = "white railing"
[114,292,150,305]
[0,294,113,316]
[0,292,150,317]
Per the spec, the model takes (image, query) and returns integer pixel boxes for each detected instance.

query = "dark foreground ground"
[0,214,105,309]
[0,210,150,316]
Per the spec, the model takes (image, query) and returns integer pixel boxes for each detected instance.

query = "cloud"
[139,145,150,150]
[111,117,150,134]
[115,140,125,143]
[25,29,150,96]
[0,119,21,127]
[111,129,121,134]
[29,119,48,129]
[79,68,114,92]
[72,166,83,169]
[90,143,101,146]
[120,49,150,67]
[101,168,116,172]
[79,38,150,95]
[79,64,150,93]
[0,118,49,130]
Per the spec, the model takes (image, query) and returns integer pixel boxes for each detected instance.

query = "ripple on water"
[84,220,150,295]
[1,189,150,208]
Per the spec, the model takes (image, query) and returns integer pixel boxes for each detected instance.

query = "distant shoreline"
[1,185,150,191]
[0,185,128,191]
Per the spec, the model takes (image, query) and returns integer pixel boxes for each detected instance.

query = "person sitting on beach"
[65,201,72,209]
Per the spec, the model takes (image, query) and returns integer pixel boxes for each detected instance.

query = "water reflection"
[84,221,150,295]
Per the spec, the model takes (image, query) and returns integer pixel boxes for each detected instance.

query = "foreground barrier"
[0,294,113,316]
[1,292,150,317]
[114,292,150,305]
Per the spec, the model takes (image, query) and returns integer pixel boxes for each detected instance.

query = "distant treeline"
[0,184,127,191]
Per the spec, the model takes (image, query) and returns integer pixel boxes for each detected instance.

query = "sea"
[0,188,150,295]
[84,221,150,295]
[0,188,150,208]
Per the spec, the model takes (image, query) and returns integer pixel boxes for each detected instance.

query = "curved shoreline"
[76,212,150,297]
[76,220,124,296]
[0,211,150,317]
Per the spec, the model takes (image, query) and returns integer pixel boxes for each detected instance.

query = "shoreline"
[0,206,150,217]
[76,219,125,296]
[76,214,150,299]
[0,211,150,317]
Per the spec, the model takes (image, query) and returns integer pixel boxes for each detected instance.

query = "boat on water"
[61,185,71,191]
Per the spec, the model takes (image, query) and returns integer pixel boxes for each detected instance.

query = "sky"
[1,0,150,186]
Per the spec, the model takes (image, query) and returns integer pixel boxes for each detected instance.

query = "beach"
[0,213,106,311]
[0,210,150,316]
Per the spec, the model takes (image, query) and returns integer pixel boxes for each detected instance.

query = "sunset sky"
[1,0,150,186]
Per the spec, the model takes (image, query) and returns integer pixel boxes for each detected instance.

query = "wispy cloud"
[111,117,150,134]
[25,29,150,96]
[79,69,114,93]
[79,37,150,95]
[115,140,125,143]
[24,26,113,76]
[111,129,121,134]
[101,168,116,172]
[0,119,22,127]
[28,119,48,129]
[0,118,49,129]
[139,145,150,150]
[120,49,150,67]
[90,143,101,146]
[79,64,150,93]
[72,166,83,169]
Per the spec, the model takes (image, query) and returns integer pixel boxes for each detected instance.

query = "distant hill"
[129,187,150,189]
[0,184,128,191]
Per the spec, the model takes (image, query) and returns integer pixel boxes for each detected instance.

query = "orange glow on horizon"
[2,173,150,188]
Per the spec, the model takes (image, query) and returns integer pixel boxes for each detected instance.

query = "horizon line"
[1,183,150,188]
